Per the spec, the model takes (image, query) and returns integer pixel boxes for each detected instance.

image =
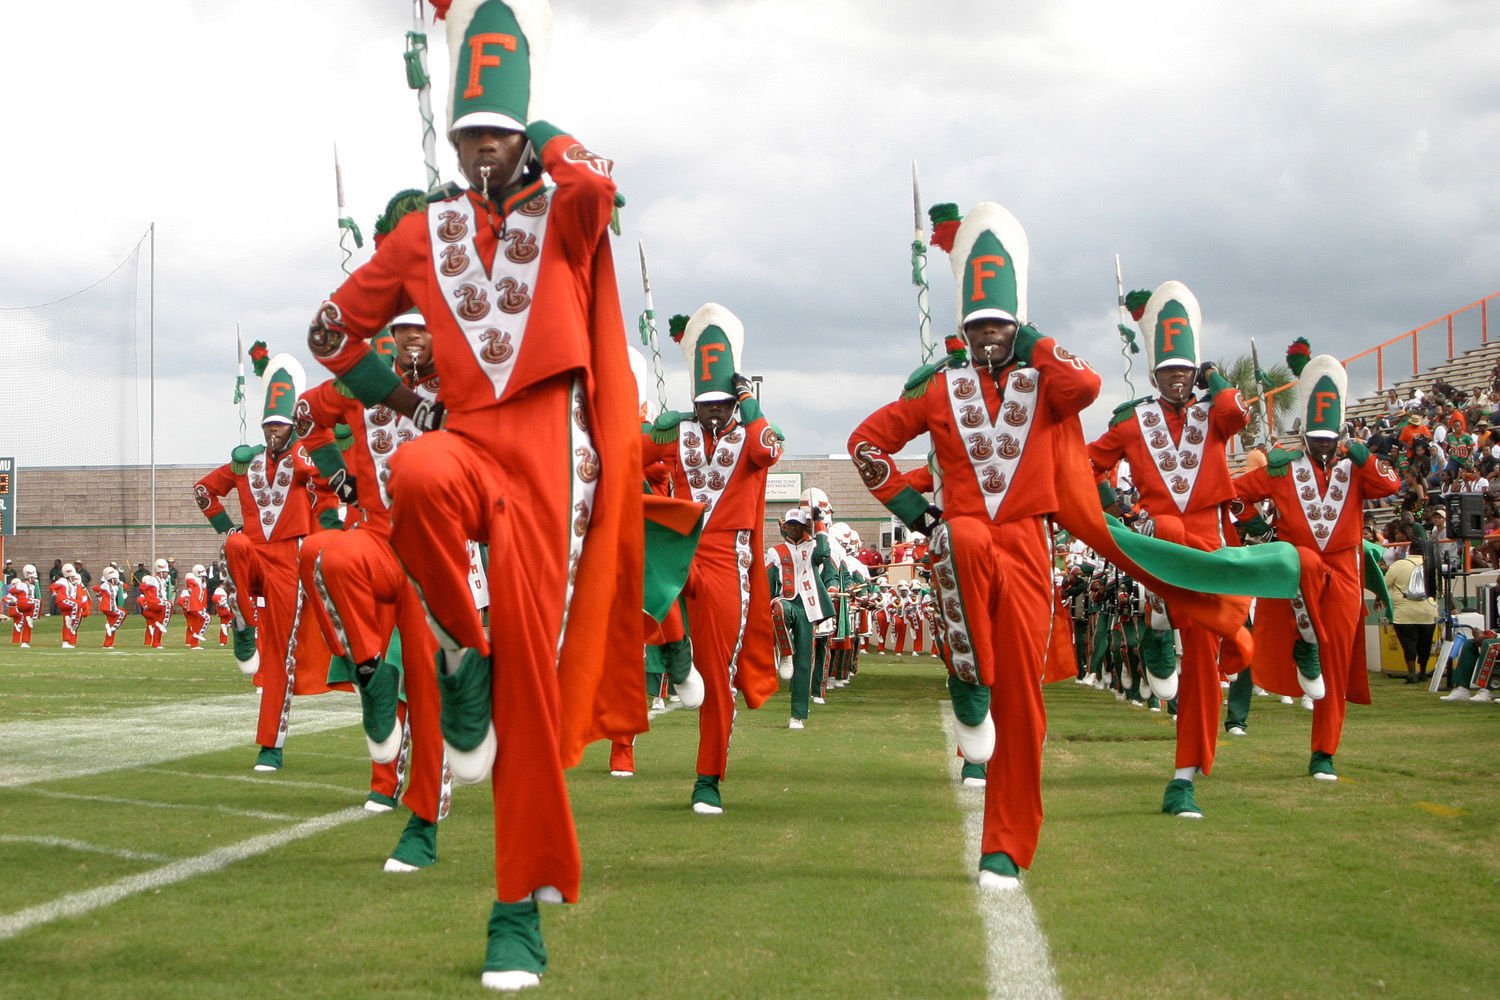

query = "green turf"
[2,616,1497,997]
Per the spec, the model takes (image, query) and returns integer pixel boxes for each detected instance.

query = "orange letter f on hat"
[464,33,518,99]
[969,255,1006,302]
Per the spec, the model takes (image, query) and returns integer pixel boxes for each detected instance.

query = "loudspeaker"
[1445,493,1486,540]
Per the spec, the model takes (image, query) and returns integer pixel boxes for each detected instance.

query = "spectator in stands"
[2,560,14,585]
[75,562,91,588]
[1368,419,1397,459]
[1473,507,1500,569]
[1383,389,1403,417]
[1363,519,1387,547]
[1460,467,1491,494]
[1399,469,1429,519]
[1435,469,1458,497]
[1489,361,1500,394]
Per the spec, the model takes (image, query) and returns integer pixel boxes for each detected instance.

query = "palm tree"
[1216,354,1297,449]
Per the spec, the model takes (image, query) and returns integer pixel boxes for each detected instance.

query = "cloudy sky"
[3,0,1498,467]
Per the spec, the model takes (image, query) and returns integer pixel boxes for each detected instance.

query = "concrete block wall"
[0,453,922,575]
[2,465,239,577]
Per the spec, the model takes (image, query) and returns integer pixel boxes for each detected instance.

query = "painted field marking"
[139,768,367,796]
[941,706,1063,1000]
[0,835,172,863]
[0,806,369,942]
[0,694,361,787]
[16,787,300,822]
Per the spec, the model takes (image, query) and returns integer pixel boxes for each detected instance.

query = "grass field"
[1,615,1497,999]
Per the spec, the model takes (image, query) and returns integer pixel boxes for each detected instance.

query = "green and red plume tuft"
[249,340,270,378]
[668,314,690,343]
[1286,337,1312,376]
[1124,289,1152,320]
[928,203,962,253]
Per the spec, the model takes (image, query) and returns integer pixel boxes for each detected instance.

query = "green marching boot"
[960,761,987,788]
[253,746,282,772]
[948,675,995,764]
[1308,751,1338,782]
[385,813,438,873]
[978,851,1021,890]
[1161,778,1203,819]
[691,774,723,815]
[231,625,259,676]
[1293,639,1325,700]
[356,659,403,764]
[481,899,547,991]
[436,649,496,786]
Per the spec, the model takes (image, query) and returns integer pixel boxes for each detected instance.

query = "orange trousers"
[299,525,445,823]
[388,376,584,904]
[1151,509,1243,775]
[1306,555,1364,757]
[682,529,753,779]
[224,533,338,749]
[941,515,1050,870]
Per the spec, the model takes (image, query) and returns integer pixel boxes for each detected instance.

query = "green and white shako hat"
[441,0,552,137]
[261,353,306,427]
[680,303,744,403]
[1140,280,1202,373]
[1299,354,1348,440]
[948,202,1029,328]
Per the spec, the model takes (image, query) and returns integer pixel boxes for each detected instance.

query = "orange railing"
[1243,291,1500,438]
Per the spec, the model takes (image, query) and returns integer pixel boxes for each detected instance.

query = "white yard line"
[0,835,171,863]
[16,787,301,822]
[0,806,369,942]
[0,694,361,787]
[941,706,1064,1000]
[139,768,366,796]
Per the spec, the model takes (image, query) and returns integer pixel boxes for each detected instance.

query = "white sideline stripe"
[0,835,172,863]
[941,706,1063,1000]
[647,701,684,721]
[0,694,361,787]
[0,806,368,942]
[18,788,300,822]
[139,768,366,796]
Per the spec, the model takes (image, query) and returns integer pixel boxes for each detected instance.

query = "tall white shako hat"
[1139,280,1203,377]
[260,353,306,427]
[800,486,832,520]
[679,303,745,403]
[1299,354,1349,440]
[948,202,1030,330]
[437,0,552,138]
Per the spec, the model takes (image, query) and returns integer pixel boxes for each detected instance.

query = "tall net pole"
[149,221,157,567]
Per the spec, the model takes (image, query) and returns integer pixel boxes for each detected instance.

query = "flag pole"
[407,0,441,191]
[334,146,364,275]
[638,241,669,414]
[911,161,934,365]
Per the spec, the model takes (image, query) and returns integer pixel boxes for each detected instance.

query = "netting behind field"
[0,239,147,468]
